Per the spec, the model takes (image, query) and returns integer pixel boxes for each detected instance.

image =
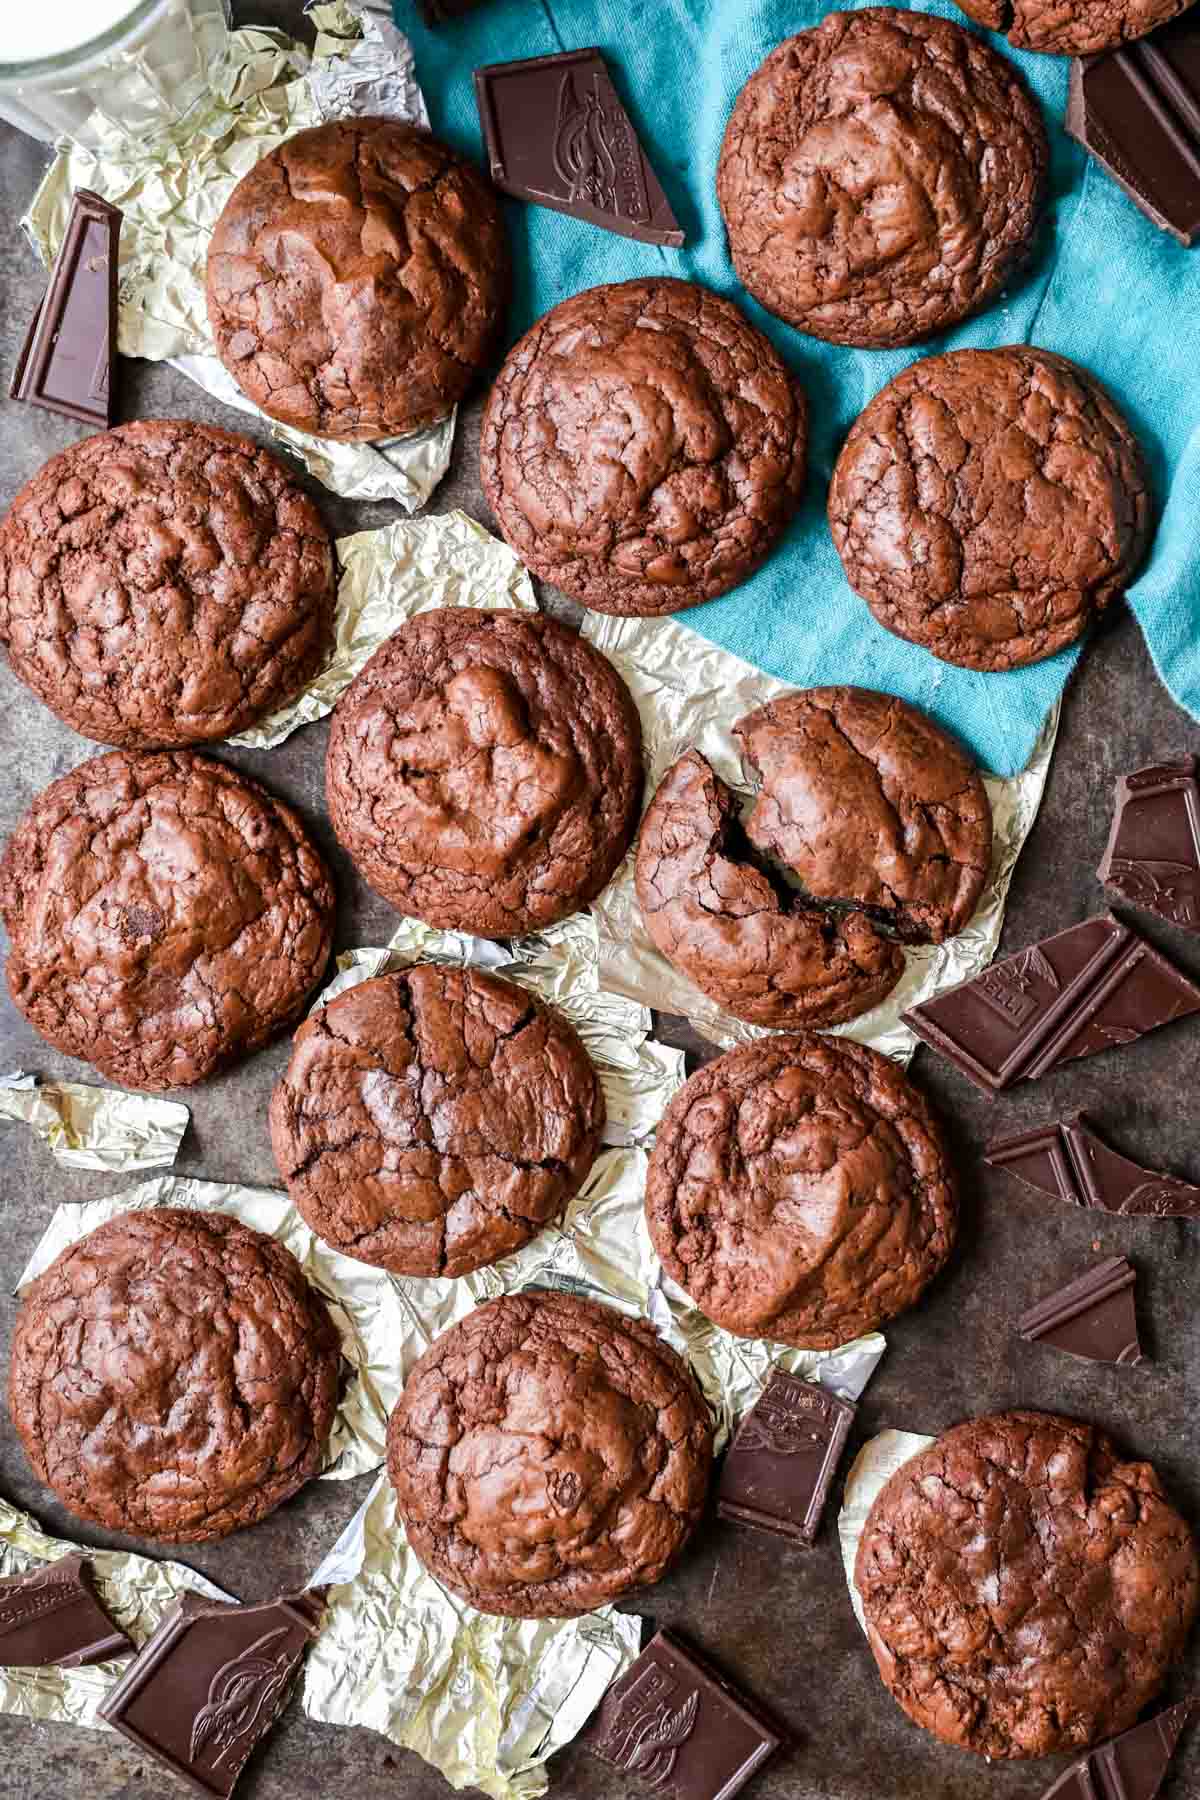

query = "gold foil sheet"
[228,510,536,748]
[0,1071,188,1170]
[0,1494,230,1729]
[21,2,454,509]
[837,1430,937,1633]
[581,609,1060,1058]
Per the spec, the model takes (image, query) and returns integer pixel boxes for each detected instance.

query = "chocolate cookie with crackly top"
[953,0,1193,56]
[270,965,604,1276]
[325,608,643,936]
[829,347,1152,671]
[479,277,807,616]
[645,1033,957,1348]
[856,1411,1200,1757]
[717,10,1048,348]
[387,1291,713,1616]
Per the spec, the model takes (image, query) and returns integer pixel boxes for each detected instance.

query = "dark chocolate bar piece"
[474,49,685,247]
[0,1552,132,1668]
[1098,756,1200,931]
[1040,1693,1198,1800]
[903,914,1200,1093]
[11,188,122,428]
[717,1371,855,1548]
[583,1629,782,1799]
[1017,1256,1143,1366]
[986,1111,1200,1217]
[1067,15,1200,248]
[98,1588,325,1799]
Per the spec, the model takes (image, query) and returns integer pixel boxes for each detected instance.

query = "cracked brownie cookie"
[9,1207,342,1543]
[387,1291,713,1616]
[270,965,604,1276]
[326,608,643,936]
[953,0,1193,55]
[207,119,509,441]
[0,421,336,748]
[716,9,1048,349]
[479,277,808,616]
[855,1411,1200,1758]
[829,347,1152,670]
[635,687,990,1028]
[0,749,335,1090]
[645,1034,957,1348]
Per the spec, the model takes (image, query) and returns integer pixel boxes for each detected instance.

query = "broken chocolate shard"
[986,1111,1200,1217]
[1017,1256,1143,1366]
[98,1588,325,1799]
[1098,756,1200,932]
[474,49,685,247]
[903,914,1200,1093]
[0,1552,132,1668]
[1039,1694,1199,1800]
[582,1628,782,1800]
[717,1371,855,1548]
[11,188,122,429]
[1067,14,1200,247]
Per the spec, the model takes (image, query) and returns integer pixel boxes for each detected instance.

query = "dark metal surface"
[1,6,1197,1797]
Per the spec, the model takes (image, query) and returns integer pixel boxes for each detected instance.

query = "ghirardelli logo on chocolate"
[736,1382,830,1457]
[0,1568,77,1633]
[974,945,1059,1029]
[189,1626,296,1771]
[553,70,649,225]
[1106,858,1200,928]
[596,1663,699,1788]
[1119,1179,1200,1218]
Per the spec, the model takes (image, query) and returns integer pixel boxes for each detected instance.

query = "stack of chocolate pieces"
[717,1370,856,1548]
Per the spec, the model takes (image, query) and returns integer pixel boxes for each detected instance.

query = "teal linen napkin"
[396,0,1199,776]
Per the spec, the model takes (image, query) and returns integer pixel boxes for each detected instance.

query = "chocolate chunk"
[1099,756,1200,931]
[986,1111,1200,1217]
[0,1553,132,1668]
[582,1629,783,1798]
[474,50,684,247]
[98,1589,325,1799]
[1017,1256,1143,1366]
[717,1371,855,1547]
[11,189,121,428]
[1067,16,1200,247]
[903,914,1200,1092]
[1039,1693,1199,1800]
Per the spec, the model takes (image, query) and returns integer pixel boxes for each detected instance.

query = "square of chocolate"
[717,1371,855,1547]
[582,1628,782,1799]
[0,1552,131,1668]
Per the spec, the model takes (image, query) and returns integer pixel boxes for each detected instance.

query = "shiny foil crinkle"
[838,1430,936,1634]
[582,609,1060,1058]
[21,1,453,509]
[0,1071,188,1170]
[16,1175,410,1482]
[228,509,536,747]
[0,1495,229,1730]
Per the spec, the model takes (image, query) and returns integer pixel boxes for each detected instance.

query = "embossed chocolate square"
[583,1629,783,1799]
[0,1552,131,1668]
[717,1371,855,1547]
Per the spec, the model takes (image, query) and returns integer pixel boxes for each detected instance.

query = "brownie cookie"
[829,347,1152,671]
[479,278,807,616]
[387,1291,713,1616]
[270,965,604,1276]
[0,750,335,1090]
[953,0,1192,55]
[735,688,992,943]
[716,10,1048,349]
[326,608,643,936]
[855,1411,1200,1758]
[635,749,905,1029]
[645,1034,957,1347]
[9,1208,342,1543]
[207,120,509,441]
[0,422,335,748]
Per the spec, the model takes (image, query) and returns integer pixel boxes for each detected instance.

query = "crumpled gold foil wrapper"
[0,1495,230,1729]
[837,1429,936,1634]
[16,1174,411,1482]
[581,610,1060,1058]
[21,2,454,509]
[228,510,536,748]
[0,1071,188,1171]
